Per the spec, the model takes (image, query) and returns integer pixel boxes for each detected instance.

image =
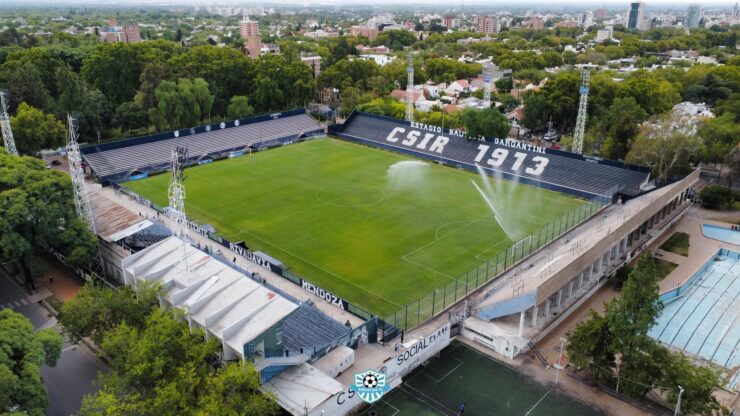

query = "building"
[240,18,261,58]
[357,54,393,66]
[556,20,577,28]
[596,25,614,42]
[305,18,319,28]
[626,1,650,30]
[474,15,498,34]
[577,11,594,28]
[595,8,608,19]
[349,25,379,41]
[356,45,390,55]
[442,15,460,28]
[301,55,322,78]
[528,17,545,30]
[99,23,141,43]
[685,4,702,28]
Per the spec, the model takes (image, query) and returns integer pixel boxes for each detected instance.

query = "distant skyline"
[0,0,737,7]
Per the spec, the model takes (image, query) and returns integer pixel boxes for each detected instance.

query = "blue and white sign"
[352,369,389,404]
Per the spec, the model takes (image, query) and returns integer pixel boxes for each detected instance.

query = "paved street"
[0,272,107,416]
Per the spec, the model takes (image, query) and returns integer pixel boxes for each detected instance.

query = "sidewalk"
[649,207,740,294]
[87,181,365,326]
[37,255,84,302]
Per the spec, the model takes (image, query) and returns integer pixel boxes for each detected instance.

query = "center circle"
[316,184,385,207]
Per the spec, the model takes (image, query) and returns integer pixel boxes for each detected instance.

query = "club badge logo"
[352,369,389,404]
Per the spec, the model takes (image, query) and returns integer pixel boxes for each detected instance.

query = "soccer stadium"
[81,109,702,415]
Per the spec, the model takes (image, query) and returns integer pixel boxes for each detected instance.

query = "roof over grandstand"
[262,363,346,416]
[121,236,349,360]
[333,112,650,199]
[81,109,323,182]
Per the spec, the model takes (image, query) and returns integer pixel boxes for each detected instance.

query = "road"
[0,272,107,416]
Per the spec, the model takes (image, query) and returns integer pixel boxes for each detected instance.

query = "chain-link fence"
[381,198,608,333]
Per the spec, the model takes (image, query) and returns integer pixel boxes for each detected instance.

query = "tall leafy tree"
[0,61,51,111]
[77,309,278,416]
[566,310,616,382]
[0,149,97,287]
[626,118,701,182]
[462,107,511,140]
[0,309,63,416]
[9,102,66,155]
[226,96,255,120]
[598,97,647,160]
[521,91,552,133]
[541,70,580,132]
[82,43,146,107]
[620,70,680,115]
[59,282,160,344]
[169,45,253,116]
[150,78,214,131]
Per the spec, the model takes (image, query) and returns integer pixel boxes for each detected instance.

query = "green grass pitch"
[360,341,604,415]
[125,137,585,316]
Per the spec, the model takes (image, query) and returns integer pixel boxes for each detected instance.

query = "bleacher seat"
[337,113,649,198]
[83,113,321,181]
[281,303,351,351]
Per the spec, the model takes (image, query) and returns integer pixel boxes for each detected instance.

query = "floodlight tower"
[572,69,590,155]
[168,146,189,242]
[405,53,414,122]
[483,63,493,108]
[66,114,96,233]
[1,91,18,155]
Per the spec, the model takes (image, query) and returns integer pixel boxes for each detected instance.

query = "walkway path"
[87,181,365,326]
[650,208,740,294]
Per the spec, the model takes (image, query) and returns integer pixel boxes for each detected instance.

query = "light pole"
[554,336,565,384]
[674,385,684,416]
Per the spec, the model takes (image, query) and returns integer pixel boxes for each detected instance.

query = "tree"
[541,70,581,131]
[373,30,418,51]
[0,61,51,111]
[226,96,255,120]
[77,308,278,416]
[626,122,700,182]
[150,78,214,131]
[135,62,173,111]
[494,77,513,93]
[113,101,149,133]
[197,363,279,416]
[59,282,160,344]
[699,185,735,209]
[620,70,680,115]
[0,309,63,416]
[683,72,733,106]
[0,150,97,288]
[662,352,723,415]
[521,91,552,133]
[566,252,724,409]
[699,113,740,166]
[462,107,511,140]
[170,45,253,115]
[10,102,66,155]
[598,97,647,160]
[82,43,147,107]
[567,310,616,382]
[608,253,663,347]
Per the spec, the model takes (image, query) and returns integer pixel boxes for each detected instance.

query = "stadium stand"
[82,110,323,183]
[282,303,351,351]
[332,112,650,199]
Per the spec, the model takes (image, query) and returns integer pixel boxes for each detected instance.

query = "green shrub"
[700,185,735,209]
